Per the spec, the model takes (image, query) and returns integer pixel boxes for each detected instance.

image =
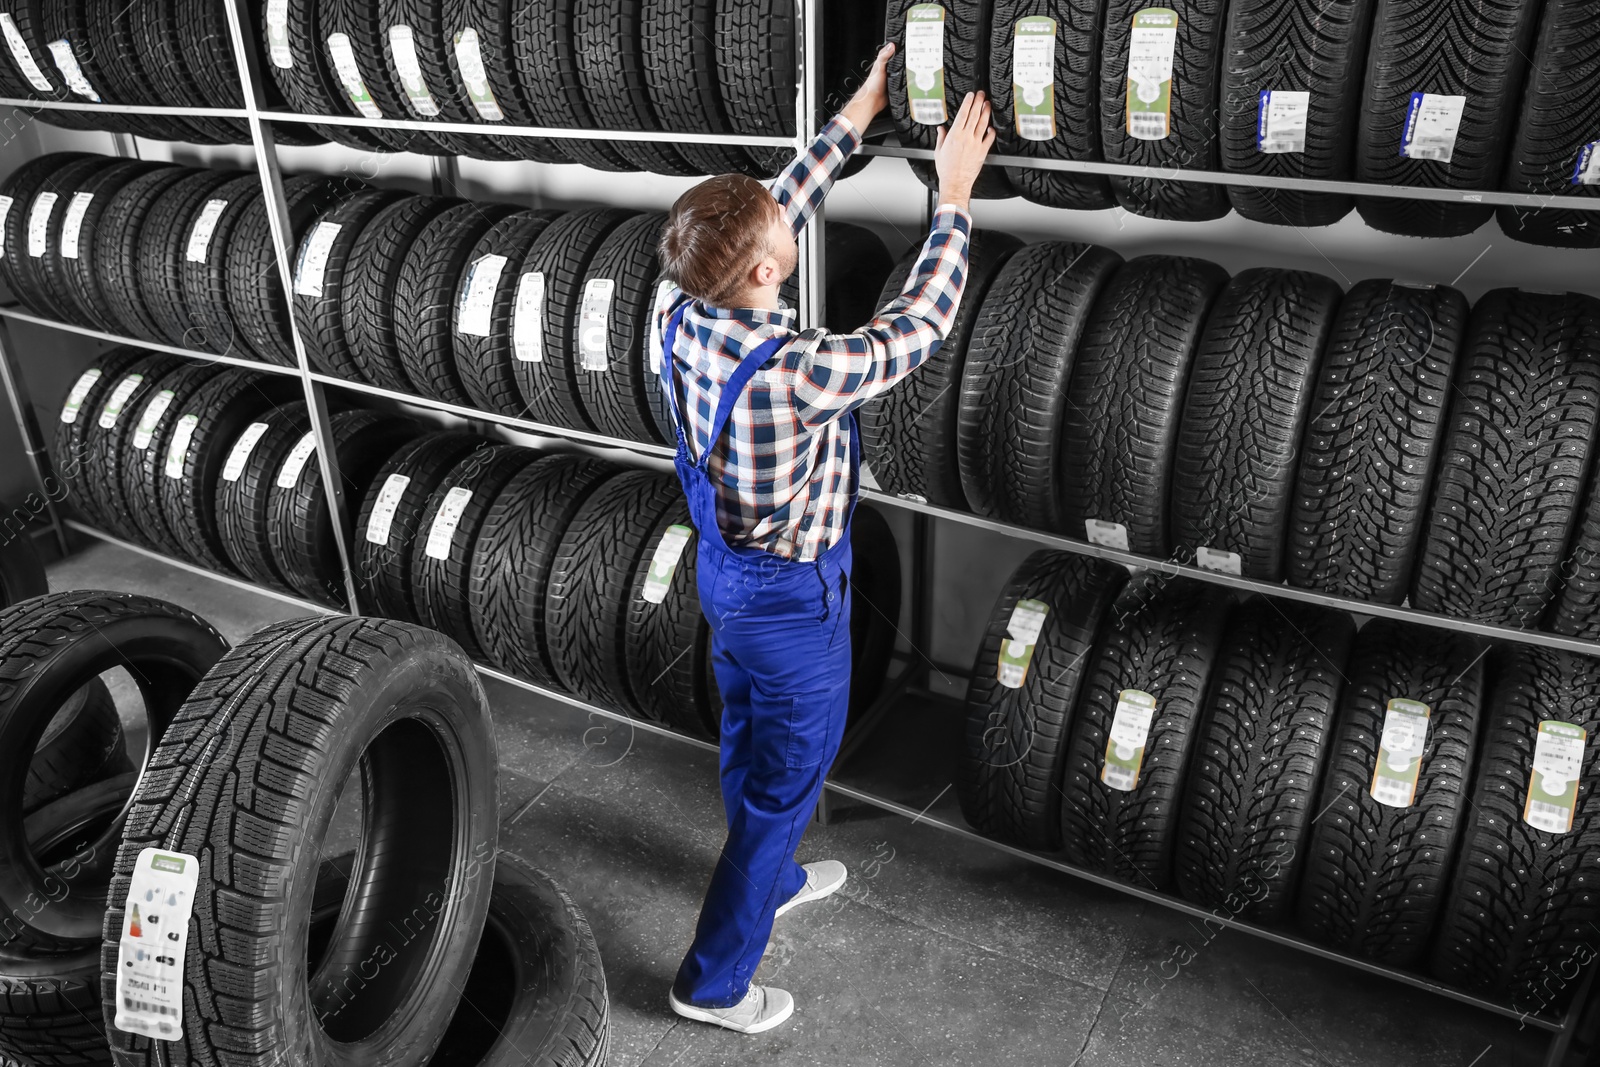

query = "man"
[655,41,996,1033]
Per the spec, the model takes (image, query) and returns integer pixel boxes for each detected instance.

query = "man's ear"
[751,254,781,289]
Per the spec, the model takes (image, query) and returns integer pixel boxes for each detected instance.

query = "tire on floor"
[1287,280,1469,605]
[1058,573,1231,890]
[1296,620,1487,968]
[22,678,123,816]
[1170,268,1343,581]
[1411,290,1600,629]
[1173,596,1353,924]
[957,550,1127,851]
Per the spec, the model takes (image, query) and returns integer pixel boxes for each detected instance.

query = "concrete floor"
[49,540,1555,1067]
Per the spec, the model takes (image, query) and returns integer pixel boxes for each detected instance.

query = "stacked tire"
[958,552,1600,1012]
[881,0,1600,244]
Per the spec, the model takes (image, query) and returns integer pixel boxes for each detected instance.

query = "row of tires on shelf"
[0,0,880,181]
[49,348,904,741]
[865,225,1600,638]
[0,151,899,445]
[885,0,1600,246]
[959,552,1600,1014]
[0,592,608,1066]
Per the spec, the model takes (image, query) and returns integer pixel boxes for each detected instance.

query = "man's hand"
[934,92,996,214]
[839,42,895,135]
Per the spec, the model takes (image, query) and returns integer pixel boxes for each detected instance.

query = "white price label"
[1401,93,1467,163]
[1084,519,1129,551]
[513,271,545,362]
[425,486,473,560]
[997,597,1048,689]
[1257,90,1310,155]
[293,221,341,297]
[221,422,270,483]
[457,253,507,337]
[97,374,143,429]
[59,191,93,260]
[1573,142,1600,187]
[1102,689,1158,792]
[642,524,692,604]
[0,14,52,92]
[364,473,411,544]
[454,28,503,120]
[1369,698,1431,808]
[113,849,201,1040]
[388,25,440,116]
[1125,9,1176,140]
[266,0,292,68]
[47,39,98,100]
[327,32,382,118]
[0,194,12,256]
[164,414,199,479]
[276,431,317,488]
[27,190,56,257]
[1195,546,1242,575]
[1011,17,1056,141]
[132,390,174,449]
[1006,598,1048,646]
[578,278,614,370]
[904,6,946,124]
[1526,721,1587,833]
[59,367,101,424]
[186,200,228,264]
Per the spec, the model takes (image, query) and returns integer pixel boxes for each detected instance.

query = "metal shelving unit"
[0,4,1595,1063]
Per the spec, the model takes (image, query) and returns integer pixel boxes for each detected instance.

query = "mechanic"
[654,41,996,1034]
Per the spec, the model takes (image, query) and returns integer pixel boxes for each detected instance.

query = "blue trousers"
[672,540,853,1008]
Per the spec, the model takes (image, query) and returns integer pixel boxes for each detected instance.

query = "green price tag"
[1369,698,1429,808]
[1526,720,1586,834]
[997,598,1048,689]
[904,4,947,125]
[1012,16,1056,141]
[643,525,693,604]
[1101,689,1156,791]
[1125,7,1177,141]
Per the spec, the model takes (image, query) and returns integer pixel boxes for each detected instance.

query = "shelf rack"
[0,4,1593,1063]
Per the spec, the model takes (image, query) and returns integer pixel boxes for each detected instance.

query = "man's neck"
[734,284,783,312]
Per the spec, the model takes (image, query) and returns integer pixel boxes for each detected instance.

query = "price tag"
[97,373,143,429]
[1525,721,1586,834]
[0,194,12,255]
[1124,8,1177,141]
[0,14,52,92]
[1572,142,1600,187]
[1011,17,1056,141]
[293,221,341,297]
[186,200,228,264]
[326,33,382,118]
[266,0,292,68]
[59,367,101,424]
[513,271,545,362]
[1195,546,1241,575]
[164,414,199,479]
[27,191,56,257]
[113,849,201,1039]
[47,39,99,100]
[365,473,411,544]
[133,390,174,449]
[1101,689,1157,791]
[642,524,693,604]
[1369,698,1430,808]
[425,486,473,560]
[1400,93,1467,163]
[457,253,507,337]
[578,278,614,371]
[1085,519,1129,551]
[221,422,270,483]
[904,5,946,125]
[276,431,317,488]
[1257,90,1310,154]
[389,25,440,116]
[59,191,93,260]
[454,28,503,120]
[997,598,1048,689]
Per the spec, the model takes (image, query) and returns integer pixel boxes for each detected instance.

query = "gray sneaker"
[669,985,795,1033]
[776,860,848,918]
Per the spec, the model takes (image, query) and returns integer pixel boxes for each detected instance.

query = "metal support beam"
[0,319,67,556]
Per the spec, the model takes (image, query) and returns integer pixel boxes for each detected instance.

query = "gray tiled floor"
[49,540,1552,1066]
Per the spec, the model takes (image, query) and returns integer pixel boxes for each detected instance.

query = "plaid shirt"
[655,115,973,561]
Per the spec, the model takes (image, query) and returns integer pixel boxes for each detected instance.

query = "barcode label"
[454,28,503,120]
[186,200,228,263]
[1527,800,1573,835]
[0,14,52,92]
[60,191,93,259]
[27,191,57,257]
[1128,112,1169,140]
[365,473,411,544]
[1400,92,1466,164]
[1257,90,1310,154]
[389,25,440,116]
[458,254,507,337]
[222,422,270,483]
[904,5,947,125]
[293,221,341,297]
[47,39,100,100]
[425,487,473,560]
[276,431,317,488]
[513,272,545,362]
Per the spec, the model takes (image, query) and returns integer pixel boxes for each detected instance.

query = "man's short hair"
[659,173,780,308]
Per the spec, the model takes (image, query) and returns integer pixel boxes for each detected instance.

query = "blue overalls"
[659,303,856,1008]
